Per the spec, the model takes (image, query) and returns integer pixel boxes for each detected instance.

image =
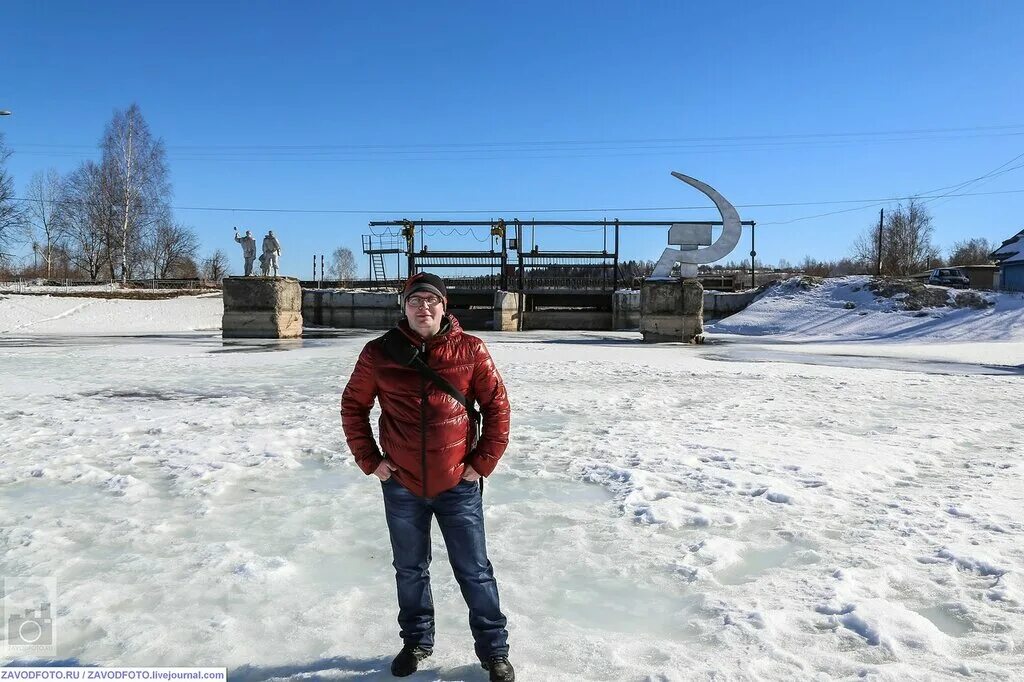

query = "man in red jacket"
[341,273,514,681]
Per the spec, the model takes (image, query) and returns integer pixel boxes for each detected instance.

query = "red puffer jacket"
[341,314,511,497]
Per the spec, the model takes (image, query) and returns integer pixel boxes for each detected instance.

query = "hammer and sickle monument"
[640,172,744,343]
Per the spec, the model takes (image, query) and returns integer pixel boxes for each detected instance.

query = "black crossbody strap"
[411,357,477,416]
[382,330,477,416]
[382,330,484,496]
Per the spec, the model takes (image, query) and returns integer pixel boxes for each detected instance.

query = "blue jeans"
[381,476,509,660]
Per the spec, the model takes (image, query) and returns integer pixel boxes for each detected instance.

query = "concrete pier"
[494,291,522,331]
[640,279,704,343]
[613,290,641,330]
[222,277,303,338]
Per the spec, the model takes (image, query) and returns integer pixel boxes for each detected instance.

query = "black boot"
[390,644,432,677]
[481,655,515,682]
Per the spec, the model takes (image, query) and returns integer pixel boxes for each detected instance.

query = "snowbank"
[0,293,223,335]
[707,275,1024,343]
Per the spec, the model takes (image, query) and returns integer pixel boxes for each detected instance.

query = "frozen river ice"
[1,327,1022,680]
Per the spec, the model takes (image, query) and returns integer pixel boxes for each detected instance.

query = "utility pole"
[749,222,757,289]
[876,209,884,276]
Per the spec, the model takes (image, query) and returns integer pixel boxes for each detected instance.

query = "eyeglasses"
[405,295,443,309]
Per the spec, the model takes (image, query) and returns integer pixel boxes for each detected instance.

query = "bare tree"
[0,133,26,268]
[852,225,880,271]
[852,200,939,276]
[144,218,200,278]
[948,237,994,266]
[887,200,940,274]
[63,161,112,281]
[202,249,230,282]
[173,256,200,279]
[23,169,71,279]
[328,246,358,280]
[100,103,171,282]
[833,257,866,276]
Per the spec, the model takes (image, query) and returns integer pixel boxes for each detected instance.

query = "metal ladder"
[371,252,387,282]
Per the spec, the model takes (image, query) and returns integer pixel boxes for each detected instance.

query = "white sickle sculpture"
[649,172,743,279]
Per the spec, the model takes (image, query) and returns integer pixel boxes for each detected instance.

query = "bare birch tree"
[100,103,171,282]
[328,246,358,279]
[24,169,70,278]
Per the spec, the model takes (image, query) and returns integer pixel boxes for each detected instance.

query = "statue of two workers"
[234,227,282,276]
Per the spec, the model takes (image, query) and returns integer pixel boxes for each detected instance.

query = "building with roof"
[991,229,1024,292]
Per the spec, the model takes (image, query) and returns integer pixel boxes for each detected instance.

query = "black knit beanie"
[402,272,448,306]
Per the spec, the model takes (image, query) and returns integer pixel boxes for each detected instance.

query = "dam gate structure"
[302,174,759,332]
[302,217,757,332]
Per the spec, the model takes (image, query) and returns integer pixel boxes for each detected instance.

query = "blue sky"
[3,1,1023,278]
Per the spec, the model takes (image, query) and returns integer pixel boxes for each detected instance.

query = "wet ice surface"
[2,330,1023,680]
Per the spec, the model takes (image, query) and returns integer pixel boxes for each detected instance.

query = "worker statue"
[262,230,282,277]
[233,228,257,276]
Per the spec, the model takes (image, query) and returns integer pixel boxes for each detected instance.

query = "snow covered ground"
[1,285,1022,680]
[0,291,223,335]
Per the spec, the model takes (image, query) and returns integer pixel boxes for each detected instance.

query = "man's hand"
[373,459,397,481]
[461,464,481,482]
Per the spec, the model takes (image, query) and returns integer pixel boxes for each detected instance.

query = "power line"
[760,151,1024,225]
[13,123,1024,153]
[761,187,1024,226]
[11,125,1024,167]
[12,187,1024,218]
[14,132,1024,163]
[919,155,1024,207]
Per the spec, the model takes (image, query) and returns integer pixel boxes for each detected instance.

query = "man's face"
[405,291,444,338]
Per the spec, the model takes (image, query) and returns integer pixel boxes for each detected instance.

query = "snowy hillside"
[708,275,1024,342]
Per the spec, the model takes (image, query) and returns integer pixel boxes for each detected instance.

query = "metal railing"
[362,234,406,253]
[299,278,402,290]
[442,276,501,290]
[517,276,616,291]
